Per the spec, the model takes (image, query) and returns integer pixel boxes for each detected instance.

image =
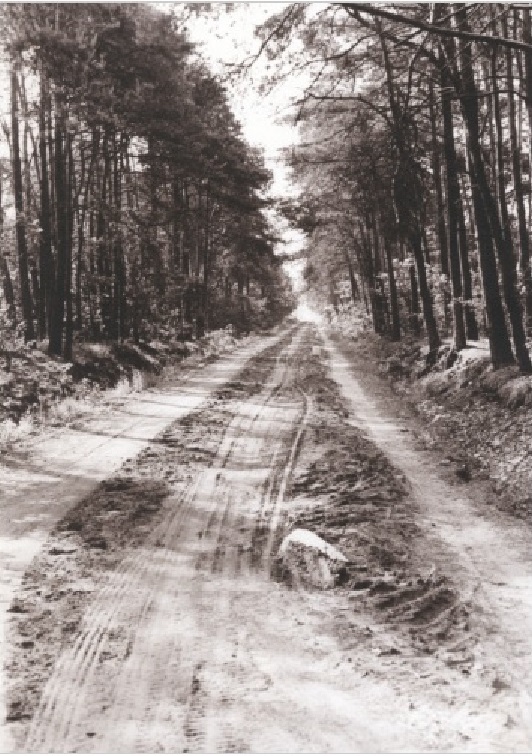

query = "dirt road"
[0,328,287,751]
[3,324,532,752]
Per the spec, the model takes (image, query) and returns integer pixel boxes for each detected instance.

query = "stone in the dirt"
[48,546,77,556]
[277,528,348,589]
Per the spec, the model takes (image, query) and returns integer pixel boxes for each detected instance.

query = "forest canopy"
[258,2,532,374]
[0,2,294,362]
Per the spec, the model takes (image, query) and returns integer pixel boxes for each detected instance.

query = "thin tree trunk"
[371,210,386,334]
[49,104,67,356]
[454,5,531,372]
[0,174,16,327]
[343,246,359,305]
[97,132,111,338]
[64,133,74,361]
[39,69,53,341]
[384,235,401,340]
[522,8,532,315]
[429,78,449,278]
[409,264,421,336]
[440,51,467,350]
[11,62,35,341]
[203,184,210,332]
[507,11,532,332]
[359,218,378,332]
[457,194,479,340]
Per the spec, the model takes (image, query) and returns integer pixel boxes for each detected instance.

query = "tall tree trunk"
[342,246,359,305]
[429,78,449,279]
[457,194,479,340]
[64,134,74,361]
[522,8,532,312]
[359,218,379,332]
[378,28,439,355]
[11,62,35,341]
[49,104,67,356]
[370,210,386,334]
[453,5,531,372]
[352,238,370,315]
[97,132,112,338]
[409,263,421,336]
[507,11,532,332]
[111,133,125,340]
[148,137,164,297]
[203,183,210,333]
[0,174,16,327]
[39,69,53,341]
[469,153,515,367]
[490,15,513,253]
[384,235,401,341]
[440,51,466,350]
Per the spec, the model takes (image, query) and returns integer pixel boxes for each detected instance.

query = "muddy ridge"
[280,332,474,666]
[4,325,531,752]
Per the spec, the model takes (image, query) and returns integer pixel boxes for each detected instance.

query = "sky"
[180,3,300,192]
[0,3,309,287]
[179,2,309,286]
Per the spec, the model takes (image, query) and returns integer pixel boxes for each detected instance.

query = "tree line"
[0,3,293,361]
[263,3,532,373]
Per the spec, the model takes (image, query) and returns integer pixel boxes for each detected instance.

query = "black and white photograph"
[0,2,531,752]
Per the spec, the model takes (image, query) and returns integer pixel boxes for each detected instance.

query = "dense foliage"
[0,3,294,362]
[261,3,532,373]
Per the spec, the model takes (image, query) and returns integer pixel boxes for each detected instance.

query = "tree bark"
[378,28,439,354]
[452,6,531,371]
[38,69,54,341]
[49,104,67,356]
[0,174,16,327]
[409,263,421,336]
[439,51,467,351]
[457,193,479,340]
[11,62,34,341]
[507,11,532,332]
[64,133,74,361]
[384,235,401,340]
[429,77,449,278]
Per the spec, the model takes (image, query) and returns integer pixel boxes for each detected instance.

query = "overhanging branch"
[341,3,532,54]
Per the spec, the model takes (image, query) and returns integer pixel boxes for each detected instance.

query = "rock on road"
[2,322,532,753]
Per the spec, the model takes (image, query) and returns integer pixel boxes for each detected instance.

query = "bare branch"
[341,3,532,54]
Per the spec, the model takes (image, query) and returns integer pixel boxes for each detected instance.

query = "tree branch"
[341,3,532,54]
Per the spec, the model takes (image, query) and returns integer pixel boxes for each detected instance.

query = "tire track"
[174,337,310,753]
[20,330,296,750]
[143,333,306,753]
[24,327,308,753]
[28,434,245,750]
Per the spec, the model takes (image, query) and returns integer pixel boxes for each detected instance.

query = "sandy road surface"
[324,335,532,749]
[4,324,532,752]
[0,328,288,752]
[8,327,442,754]
[21,329,309,753]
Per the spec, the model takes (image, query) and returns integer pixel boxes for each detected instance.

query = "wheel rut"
[10,323,531,753]
[23,328,310,753]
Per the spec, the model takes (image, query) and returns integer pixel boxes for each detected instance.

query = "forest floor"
[346,331,532,521]
[2,320,531,752]
[0,327,240,437]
